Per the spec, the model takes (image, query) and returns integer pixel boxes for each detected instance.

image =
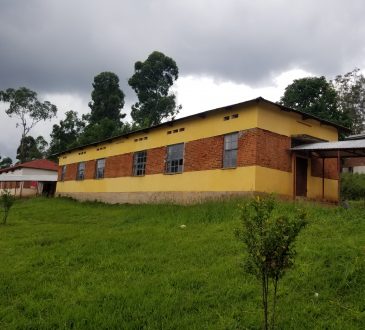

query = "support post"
[337,150,341,204]
[292,153,296,200]
[322,158,325,200]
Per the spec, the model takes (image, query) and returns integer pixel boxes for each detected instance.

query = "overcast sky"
[1,0,365,160]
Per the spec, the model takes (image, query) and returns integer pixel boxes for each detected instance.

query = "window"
[223,133,238,168]
[95,159,105,179]
[133,151,147,176]
[77,162,85,180]
[61,165,66,181]
[166,143,184,173]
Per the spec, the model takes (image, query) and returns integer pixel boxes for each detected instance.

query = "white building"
[0,159,58,197]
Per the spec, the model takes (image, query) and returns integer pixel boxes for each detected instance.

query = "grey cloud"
[1,0,365,97]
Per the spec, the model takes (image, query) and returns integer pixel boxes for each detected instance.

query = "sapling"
[1,189,15,225]
[236,196,307,329]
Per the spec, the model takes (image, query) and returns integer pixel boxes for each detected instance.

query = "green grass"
[0,197,364,329]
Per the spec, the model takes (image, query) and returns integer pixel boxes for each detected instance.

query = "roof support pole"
[322,157,325,200]
[292,153,296,200]
[337,150,341,204]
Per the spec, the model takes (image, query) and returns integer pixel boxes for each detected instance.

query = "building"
[55,97,351,204]
[342,134,365,174]
[0,159,58,197]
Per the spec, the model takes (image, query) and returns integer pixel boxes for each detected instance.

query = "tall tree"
[0,156,12,169]
[279,76,351,126]
[88,72,126,125]
[332,68,365,134]
[16,136,44,163]
[128,51,181,128]
[0,87,57,160]
[49,110,85,156]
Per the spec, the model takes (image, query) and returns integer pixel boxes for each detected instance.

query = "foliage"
[0,87,57,160]
[0,198,364,328]
[48,110,86,157]
[341,172,365,201]
[235,196,307,329]
[279,76,351,128]
[0,189,15,225]
[88,72,126,125]
[0,156,12,169]
[16,135,47,163]
[128,51,181,128]
[332,68,365,134]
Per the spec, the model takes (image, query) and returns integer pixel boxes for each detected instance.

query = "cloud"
[0,0,364,97]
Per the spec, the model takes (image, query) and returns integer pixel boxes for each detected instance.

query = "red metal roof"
[0,159,58,173]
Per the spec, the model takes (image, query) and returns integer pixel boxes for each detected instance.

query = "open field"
[0,197,364,329]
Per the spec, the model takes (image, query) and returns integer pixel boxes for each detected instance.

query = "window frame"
[133,150,147,176]
[60,165,67,181]
[223,132,239,169]
[165,143,185,174]
[76,162,85,180]
[95,158,106,179]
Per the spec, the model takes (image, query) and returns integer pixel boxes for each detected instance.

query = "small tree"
[235,196,307,329]
[1,189,15,225]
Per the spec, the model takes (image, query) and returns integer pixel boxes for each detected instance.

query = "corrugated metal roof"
[0,159,58,174]
[291,139,365,151]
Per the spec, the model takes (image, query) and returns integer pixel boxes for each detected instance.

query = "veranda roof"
[291,139,365,158]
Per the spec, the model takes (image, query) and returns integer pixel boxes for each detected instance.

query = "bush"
[1,189,15,225]
[236,196,307,330]
[341,173,365,200]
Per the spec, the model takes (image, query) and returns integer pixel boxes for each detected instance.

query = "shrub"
[1,189,15,225]
[341,173,365,201]
[236,196,307,330]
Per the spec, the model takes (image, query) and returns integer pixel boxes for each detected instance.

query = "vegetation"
[0,156,12,169]
[236,196,307,329]
[0,189,15,225]
[0,87,57,163]
[128,51,181,128]
[0,197,364,329]
[280,69,365,134]
[16,135,48,163]
[341,172,365,201]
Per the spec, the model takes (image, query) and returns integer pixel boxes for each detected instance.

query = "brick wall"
[184,136,224,172]
[146,147,166,175]
[105,154,133,178]
[255,129,292,172]
[311,158,339,180]
[343,157,365,167]
[64,163,77,181]
[57,128,300,180]
[85,160,96,179]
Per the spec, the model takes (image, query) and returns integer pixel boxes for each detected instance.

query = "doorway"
[295,157,308,197]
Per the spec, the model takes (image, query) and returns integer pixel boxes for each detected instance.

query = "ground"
[0,197,364,329]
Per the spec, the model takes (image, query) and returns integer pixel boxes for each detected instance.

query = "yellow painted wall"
[57,167,256,193]
[257,103,338,141]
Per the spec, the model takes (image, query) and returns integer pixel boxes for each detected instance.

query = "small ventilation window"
[231,114,239,119]
[173,129,178,133]
[167,131,172,134]
[134,139,138,142]
[223,116,230,121]
[179,128,185,132]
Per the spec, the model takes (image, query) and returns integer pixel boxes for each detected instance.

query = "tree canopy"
[49,110,85,157]
[16,135,47,163]
[0,87,57,161]
[0,156,12,169]
[128,51,181,128]
[332,68,365,134]
[88,72,126,125]
[279,76,348,124]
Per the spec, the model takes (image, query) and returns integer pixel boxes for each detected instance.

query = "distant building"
[0,159,58,197]
[343,134,365,174]
[54,97,361,204]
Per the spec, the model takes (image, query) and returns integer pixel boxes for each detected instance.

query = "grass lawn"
[0,197,364,329]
